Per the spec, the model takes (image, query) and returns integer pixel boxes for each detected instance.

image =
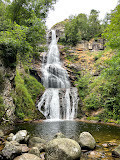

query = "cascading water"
[38,30,78,120]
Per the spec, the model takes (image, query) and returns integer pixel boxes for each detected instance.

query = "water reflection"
[13,121,120,142]
[34,120,77,140]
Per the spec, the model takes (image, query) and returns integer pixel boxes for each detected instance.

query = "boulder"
[29,137,46,152]
[54,132,66,139]
[29,137,46,146]
[112,145,120,158]
[29,147,40,157]
[33,143,46,152]
[13,153,41,160]
[46,138,81,160]
[2,141,29,159]
[2,141,22,159]
[12,130,29,143]
[79,132,96,150]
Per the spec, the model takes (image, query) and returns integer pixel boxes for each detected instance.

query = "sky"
[46,0,118,29]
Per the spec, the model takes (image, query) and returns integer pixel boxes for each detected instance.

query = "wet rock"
[29,137,46,152]
[12,130,29,143]
[2,141,22,159]
[13,153,41,160]
[54,132,66,139]
[2,141,29,159]
[33,143,45,152]
[88,151,103,159]
[0,130,4,137]
[46,138,81,160]
[102,143,109,148]
[79,132,96,150]
[29,137,46,147]
[112,145,120,158]
[21,144,29,153]
[7,133,14,141]
[29,147,40,157]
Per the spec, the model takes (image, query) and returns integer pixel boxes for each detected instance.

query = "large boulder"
[2,141,22,159]
[79,132,96,150]
[46,138,81,160]
[13,153,41,160]
[12,130,29,143]
[2,141,29,159]
[112,145,120,158]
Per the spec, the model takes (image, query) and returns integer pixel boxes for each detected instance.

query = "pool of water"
[13,120,120,143]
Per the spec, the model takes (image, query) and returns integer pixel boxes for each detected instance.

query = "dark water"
[13,120,120,143]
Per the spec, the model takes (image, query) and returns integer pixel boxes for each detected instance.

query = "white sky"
[46,0,118,29]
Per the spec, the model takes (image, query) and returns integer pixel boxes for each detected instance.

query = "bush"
[24,74,44,102]
[75,74,90,99]
[14,70,45,120]
[84,93,101,111]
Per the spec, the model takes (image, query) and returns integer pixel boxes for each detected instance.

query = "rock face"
[112,145,120,158]
[13,153,41,160]
[76,39,104,51]
[79,132,96,150]
[0,60,15,121]
[46,138,81,160]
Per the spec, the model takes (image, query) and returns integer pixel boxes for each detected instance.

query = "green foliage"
[65,54,78,62]
[0,96,5,122]
[7,0,56,25]
[0,22,32,67]
[65,18,81,46]
[75,49,120,121]
[14,70,45,120]
[102,3,120,49]
[75,74,90,99]
[25,15,46,47]
[24,74,44,102]
[0,0,56,68]
[85,93,101,111]
[88,9,102,39]
[63,10,103,46]
[14,71,34,119]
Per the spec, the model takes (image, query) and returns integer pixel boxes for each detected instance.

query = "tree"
[88,9,102,39]
[7,0,56,25]
[102,3,120,49]
[65,17,81,46]
[76,13,89,40]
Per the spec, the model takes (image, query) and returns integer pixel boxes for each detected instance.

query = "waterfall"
[38,30,78,120]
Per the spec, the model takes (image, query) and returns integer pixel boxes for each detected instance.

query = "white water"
[38,30,78,120]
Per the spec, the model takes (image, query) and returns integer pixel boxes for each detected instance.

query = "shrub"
[14,70,45,120]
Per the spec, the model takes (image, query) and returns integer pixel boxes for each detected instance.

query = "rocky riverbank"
[0,128,120,160]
